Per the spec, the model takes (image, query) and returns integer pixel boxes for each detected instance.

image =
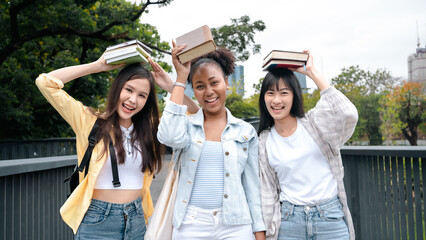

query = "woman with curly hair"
[157,42,266,240]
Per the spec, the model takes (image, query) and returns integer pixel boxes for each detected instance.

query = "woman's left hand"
[148,57,173,93]
[289,50,314,78]
[290,50,329,90]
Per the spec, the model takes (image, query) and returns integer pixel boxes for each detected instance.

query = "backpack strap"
[77,118,121,187]
[77,118,101,175]
[109,138,121,187]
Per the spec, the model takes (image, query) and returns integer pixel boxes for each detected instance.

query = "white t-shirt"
[266,120,337,205]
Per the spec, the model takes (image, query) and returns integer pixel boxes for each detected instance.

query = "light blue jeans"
[75,196,146,240]
[278,196,349,240]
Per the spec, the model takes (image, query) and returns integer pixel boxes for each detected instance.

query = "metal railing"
[0,138,76,160]
[0,146,425,239]
[342,146,426,240]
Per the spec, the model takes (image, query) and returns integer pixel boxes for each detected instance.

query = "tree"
[330,66,398,144]
[225,87,258,119]
[211,15,266,62]
[0,1,266,140]
[379,81,425,146]
[0,0,174,139]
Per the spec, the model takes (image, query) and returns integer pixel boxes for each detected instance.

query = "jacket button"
[243,147,247,151]
[225,173,230,177]
[224,194,228,198]
[225,152,229,156]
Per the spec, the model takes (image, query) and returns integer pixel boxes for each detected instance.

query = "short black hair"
[188,48,236,84]
[258,68,305,135]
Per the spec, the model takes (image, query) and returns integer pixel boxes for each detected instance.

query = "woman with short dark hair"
[157,42,266,240]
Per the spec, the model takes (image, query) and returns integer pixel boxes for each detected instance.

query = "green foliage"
[303,89,320,112]
[0,0,172,139]
[359,94,383,145]
[211,15,266,62]
[379,81,425,146]
[1,1,266,140]
[225,87,258,119]
[328,65,399,145]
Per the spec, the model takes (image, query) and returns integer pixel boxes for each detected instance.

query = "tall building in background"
[184,82,195,99]
[408,45,426,87]
[294,72,307,93]
[228,65,244,95]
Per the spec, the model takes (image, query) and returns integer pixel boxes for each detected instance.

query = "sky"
[137,0,426,97]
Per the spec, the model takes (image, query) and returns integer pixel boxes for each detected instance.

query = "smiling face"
[191,63,229,116]
[117,78,150,128]
[264,79,295,122]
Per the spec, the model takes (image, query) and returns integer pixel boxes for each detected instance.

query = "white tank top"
[94,124,144,189]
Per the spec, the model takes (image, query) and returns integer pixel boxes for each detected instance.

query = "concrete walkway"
[150,153,172,205]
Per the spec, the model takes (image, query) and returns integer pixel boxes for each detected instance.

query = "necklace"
[121,125,134,155]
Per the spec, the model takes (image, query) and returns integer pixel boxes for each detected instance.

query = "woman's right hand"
[171,40,191,82]
[94,53,126,73]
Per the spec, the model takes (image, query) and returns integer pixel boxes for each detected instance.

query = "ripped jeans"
[278,196,349,240]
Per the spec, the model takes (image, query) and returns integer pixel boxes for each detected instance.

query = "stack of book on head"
[176,25,217,63]
[262,50,309,71]
[104,40,152,65]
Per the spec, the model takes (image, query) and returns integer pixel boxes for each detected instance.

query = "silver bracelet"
[173,82,187,90]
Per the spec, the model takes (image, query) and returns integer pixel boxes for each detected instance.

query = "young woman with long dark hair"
[258,51,358,240]
[36,52,197,239]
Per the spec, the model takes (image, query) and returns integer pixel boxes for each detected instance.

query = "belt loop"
[104,203,112,218]
[315,203,323,218]
[289,204,295,216]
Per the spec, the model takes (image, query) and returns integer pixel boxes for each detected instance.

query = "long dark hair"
[93,63,162,174]
[258,68,305,135]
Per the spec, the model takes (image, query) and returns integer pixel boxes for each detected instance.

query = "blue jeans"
[75,196,146,240]
[278,196,349,240]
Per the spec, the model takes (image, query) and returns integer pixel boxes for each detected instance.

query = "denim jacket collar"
[190,107,241,127]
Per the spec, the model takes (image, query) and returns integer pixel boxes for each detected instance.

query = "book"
[106,39,152,55]
[104,39,151,65]
[105,44,150,59]
[176,25,217,63]
[106,51,148,65]
[262,50,308,70]
[262,59,306,71]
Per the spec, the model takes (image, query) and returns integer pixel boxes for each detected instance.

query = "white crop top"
[94,124,144,189]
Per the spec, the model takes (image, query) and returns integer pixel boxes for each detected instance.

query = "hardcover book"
[262,50,308,70]
[106,51,148,65]
[176,25,217,63]
[262,59,306,71]
[104,39,151,65]
[106,39,152,55]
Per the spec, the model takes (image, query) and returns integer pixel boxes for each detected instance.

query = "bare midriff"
[92,189,142,203]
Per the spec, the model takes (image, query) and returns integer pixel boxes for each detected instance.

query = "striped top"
[189,141,224,209]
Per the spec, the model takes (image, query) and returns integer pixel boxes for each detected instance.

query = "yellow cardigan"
[35,74,154,234]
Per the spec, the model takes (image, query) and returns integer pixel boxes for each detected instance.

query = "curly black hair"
[187,48,236,84]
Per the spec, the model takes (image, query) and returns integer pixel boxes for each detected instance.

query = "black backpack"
[64,118,121,198]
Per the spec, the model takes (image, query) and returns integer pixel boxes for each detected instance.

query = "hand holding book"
[171,40,191,83]
[289,50,330,91]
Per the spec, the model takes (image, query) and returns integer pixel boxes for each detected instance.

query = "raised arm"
[156,41,192,149]
[290,50,330,91]
[169,40,191,106]
[148,57,199,114]
[47,54,124,84]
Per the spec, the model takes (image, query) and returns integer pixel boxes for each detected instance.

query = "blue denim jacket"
[157,101,266,232]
